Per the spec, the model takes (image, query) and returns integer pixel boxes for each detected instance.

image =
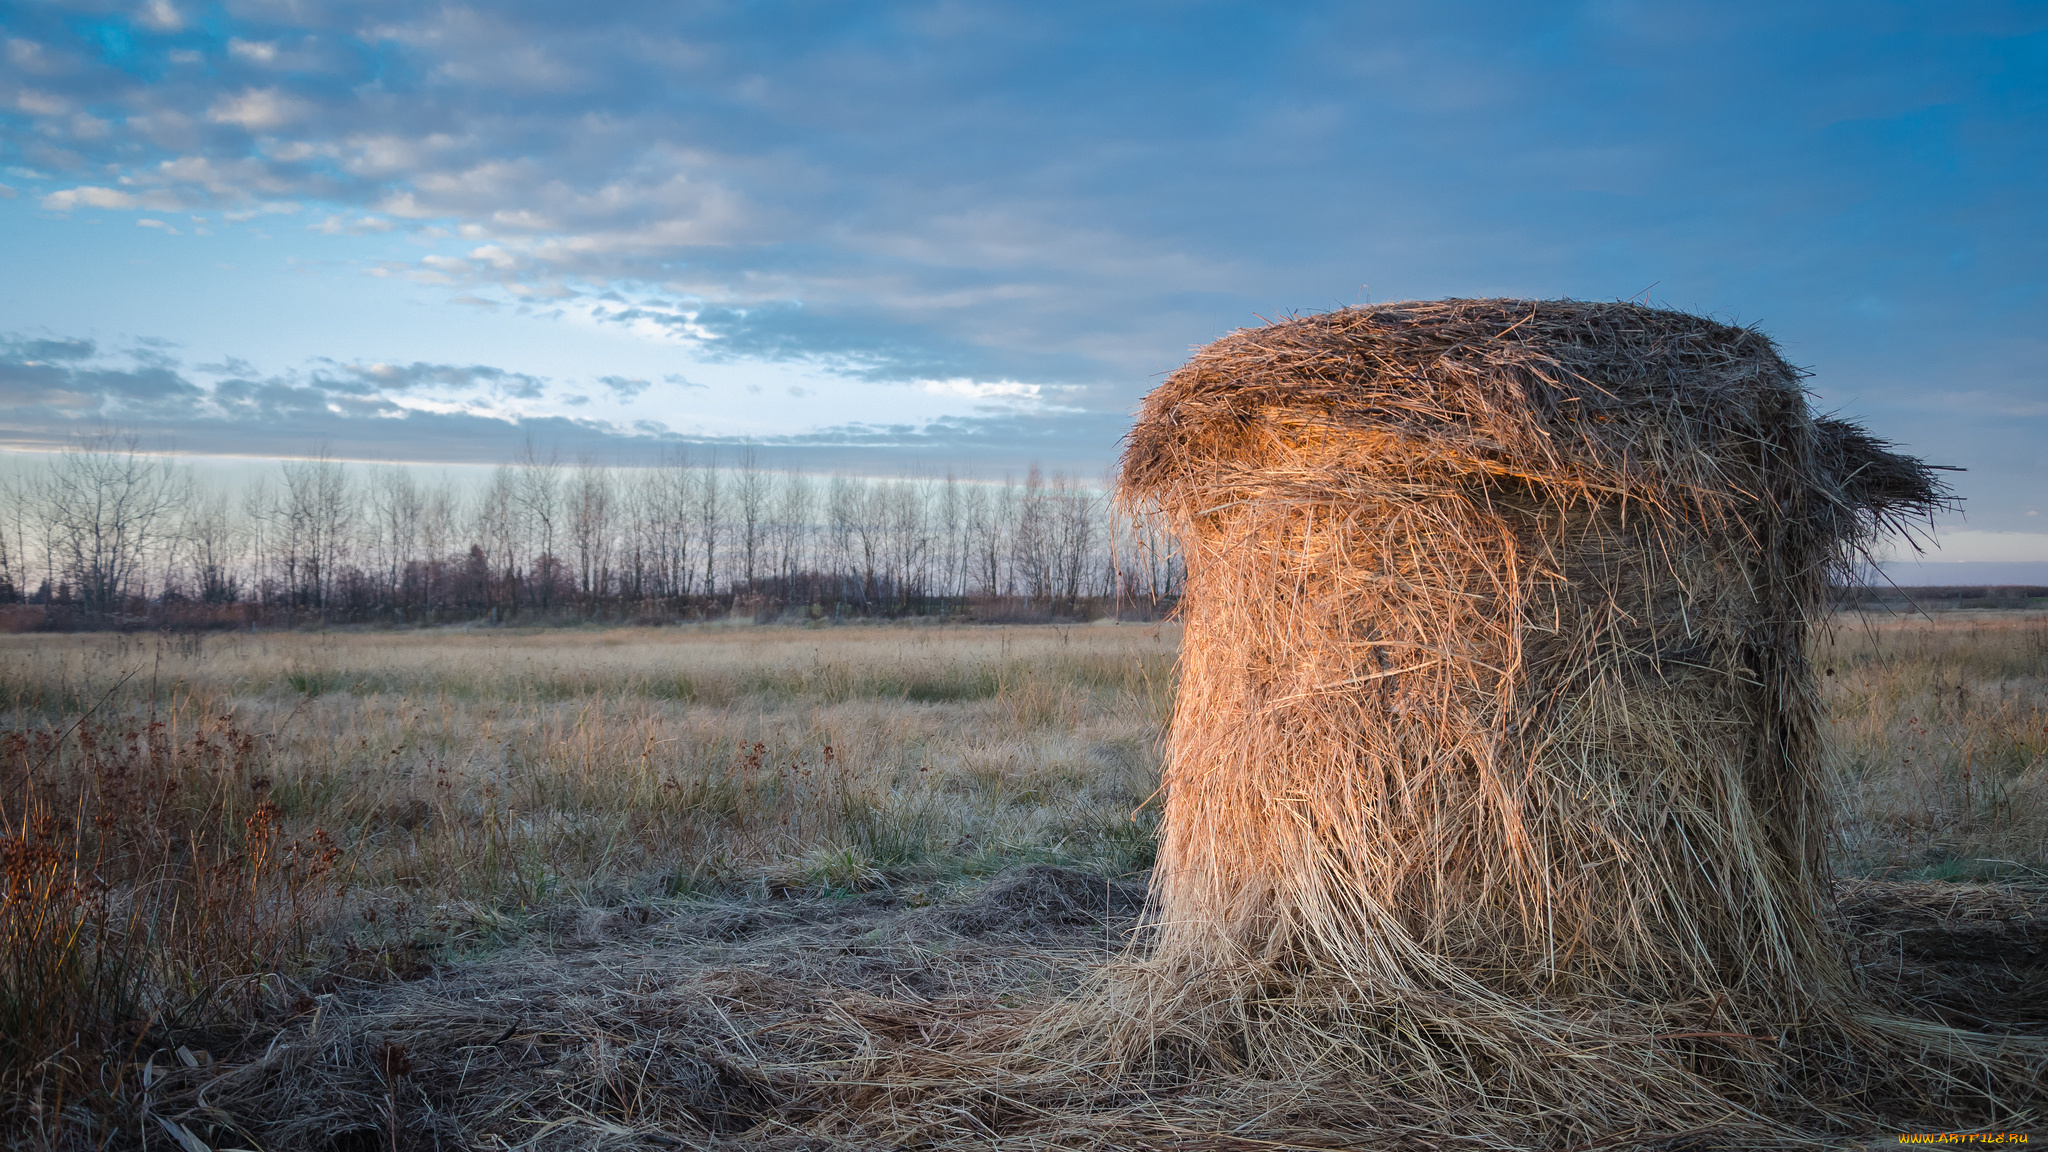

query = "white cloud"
[207,89,308,132]
[261,140,327,163]
[43,185,139,210]
[339,133,459,177]
[0,185,14,200]
[6,39,51,72]
[16,90,71,117]
[413,159,541,205]
[312,213,396,235]
[377,192,437,219]
[919,378,1043,401]
[221,200,300,222]
[488,208,554,232]
[136,218,181,234]
[128,109,199,150]
[227,39,279,65]
[156,154,261,195]
[136,0,183,31]
[572,297,718,342]
[468,244,518,269]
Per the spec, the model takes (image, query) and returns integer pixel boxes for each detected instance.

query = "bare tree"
[33,434,191,615]
[883,477,931,609]
[653,449,698,598]
[616,469,653,606]
[515,441,562,610]
[0,473,24,603]
[937,472,964,603]
[570,459,615,614]
[417,474,462,614]
[1012,464,1049,604]
[186,487,241,605]
[851,479,886,607]
[696,453,722,597]
[475,466,521,616]
[277,454,352,614]
[369,465,424,614]
[826,474,858,608]
[964,477,1008,598]
[735,449,767,593]
[772,469,814,600]
[1049,470,1096,609]
[0,524,16,603]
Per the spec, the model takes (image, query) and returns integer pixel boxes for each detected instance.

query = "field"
[2,613,2045,1149]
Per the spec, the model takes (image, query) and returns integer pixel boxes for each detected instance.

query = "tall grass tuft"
[1,718,340,1140]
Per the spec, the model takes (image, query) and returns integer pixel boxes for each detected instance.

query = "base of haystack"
[1037,964,2044,1145]
[148,869,2044,1151]
[1017,877,2048,1148]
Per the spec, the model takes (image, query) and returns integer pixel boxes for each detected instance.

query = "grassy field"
[1822,612,2048,882]
[0,621,1177,956]
[2,613,2043,1148]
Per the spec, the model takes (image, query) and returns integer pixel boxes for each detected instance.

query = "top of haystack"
[1122,298,1947,541]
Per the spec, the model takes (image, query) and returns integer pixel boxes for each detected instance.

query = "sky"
[1,0,2044,572]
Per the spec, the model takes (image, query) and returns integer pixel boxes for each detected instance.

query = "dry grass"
[0,623,1175,899]
[0,622,1173,1148]
[1,714,342,1140]
[1825,612,2048,883]
[0,613,2043,1150]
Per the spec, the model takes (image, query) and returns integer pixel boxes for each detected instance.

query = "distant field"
[2,613,2043,1146]
[1823,611,2048,881]
[0,622,1178,907]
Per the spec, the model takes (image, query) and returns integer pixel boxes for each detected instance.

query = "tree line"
[0,436,1185,628]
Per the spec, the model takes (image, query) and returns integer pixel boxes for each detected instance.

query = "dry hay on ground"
[1840,878,2048,1032]
[142,870,2048,1151]
[140,866,1140,1151]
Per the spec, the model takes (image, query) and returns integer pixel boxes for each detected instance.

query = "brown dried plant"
[0,715,340,1142]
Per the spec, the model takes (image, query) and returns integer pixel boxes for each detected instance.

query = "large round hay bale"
[1105,298,2004,1126]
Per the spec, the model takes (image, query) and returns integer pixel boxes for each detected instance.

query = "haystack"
[1101,299,2024,1130]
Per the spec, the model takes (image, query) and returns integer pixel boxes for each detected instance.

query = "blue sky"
[1,0,2043,564]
